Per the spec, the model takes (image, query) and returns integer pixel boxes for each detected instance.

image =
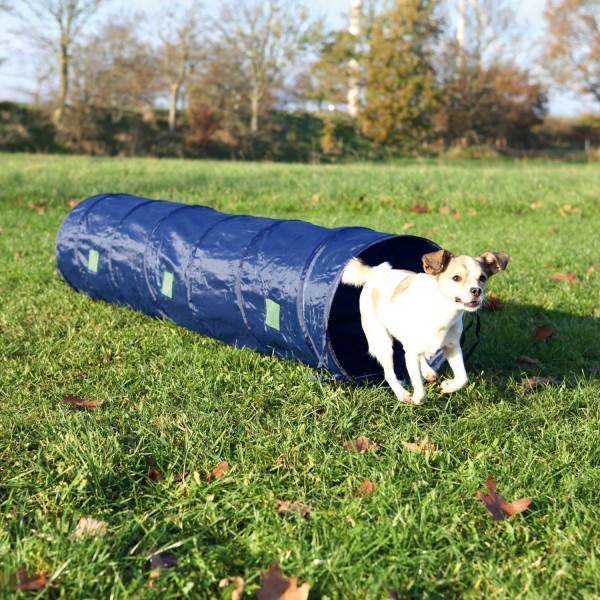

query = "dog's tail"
[342,258,391,287]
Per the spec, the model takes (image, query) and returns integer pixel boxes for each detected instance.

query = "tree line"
[1,0,599,159]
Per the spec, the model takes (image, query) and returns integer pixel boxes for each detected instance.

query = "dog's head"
[422,249,509,312]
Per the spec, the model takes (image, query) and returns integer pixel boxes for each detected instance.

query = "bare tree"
[216,0,321,134]
[71,13,160,114]
[15,0,106,123]
[154,1,203,134]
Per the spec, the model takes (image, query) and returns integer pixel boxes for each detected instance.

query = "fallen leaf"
[62,394,104,410]
[407,201,431,213]
[514,356,544,370]
[206,460,229,479]
[468,207,477,216]
[401,438,436,453]
[9,567,50,591]
[149,546,178,571]
[595,308,600,317]
[276,500,312,518]
[28,201,46,214]
[149,469,164,481]
[256,562,310,600]
[477,475,532,521]
[402,222,415,230]
[523,376,562,391]
[547,226,560,233]
[549,271,580,284]
[530,201,543,209]
[534,326,555,340]
[343,436,377,452]
[71,517,108,539]
[219,576,245,600]
[69,198,81,207]
[173,471,189,482]
[356,478,378,496]
[485,292,502,310]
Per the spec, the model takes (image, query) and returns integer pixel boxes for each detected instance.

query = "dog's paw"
[440,378,467,394]
[423,369,438,383]
[411,391,427,405]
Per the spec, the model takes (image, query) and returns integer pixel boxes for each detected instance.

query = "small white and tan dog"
[342,249,509,404]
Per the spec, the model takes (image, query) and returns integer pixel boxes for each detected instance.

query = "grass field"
[0,153,599,599]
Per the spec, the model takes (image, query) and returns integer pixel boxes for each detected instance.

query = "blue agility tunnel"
[56,193,442,383]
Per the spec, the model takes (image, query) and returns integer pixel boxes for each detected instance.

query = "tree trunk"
[347,0,361,117]
[56,44,69,124]
[250,90,259,134]
[168,83,179,133]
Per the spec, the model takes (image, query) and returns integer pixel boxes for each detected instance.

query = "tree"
[542,0,600,104]
[71,13,160,114]
[359,0,442,146]
[16,0,106,124]
[155,1,204,134]
[215,0,321,134]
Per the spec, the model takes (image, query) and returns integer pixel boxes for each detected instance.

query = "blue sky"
[0,0,595,116]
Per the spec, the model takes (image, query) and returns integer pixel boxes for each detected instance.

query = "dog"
[342,249,509,404]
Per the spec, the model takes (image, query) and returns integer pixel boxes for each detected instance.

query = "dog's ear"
[479,251,510,275]
[422,250,454,275]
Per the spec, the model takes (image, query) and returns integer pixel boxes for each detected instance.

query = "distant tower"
[347,0,360,117]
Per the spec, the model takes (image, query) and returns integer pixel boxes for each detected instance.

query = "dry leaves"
[256,562,310,600]
[219,576,245,599]
[484,292,503,310]
[401,438,437,453]
[9,567,50,592]
[477,475,532,521]
[407,201,432,213]
[356,478,378,496]
[523,376,563,391]
[534,326,555,340]
[62,394,104,410]
[71,517,108,539]
[514,356,544,370]
[549,271,580,284]
[206,460,229,480]
[276,500,312,518]
[343,436,377,452]
[559,204,580,217]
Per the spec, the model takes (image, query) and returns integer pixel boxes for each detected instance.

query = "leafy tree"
[359,0,442,147]
[541,0,600,105]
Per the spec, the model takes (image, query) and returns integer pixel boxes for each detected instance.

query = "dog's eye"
[479,275,487,283]
[452,275,461,282]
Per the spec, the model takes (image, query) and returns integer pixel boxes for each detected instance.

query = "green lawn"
[1,153,599,599]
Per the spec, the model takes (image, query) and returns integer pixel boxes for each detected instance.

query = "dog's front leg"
[405,352,427,405]
[440,342,468,394]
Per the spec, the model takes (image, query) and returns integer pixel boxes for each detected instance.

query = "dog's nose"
[470,287,482,297]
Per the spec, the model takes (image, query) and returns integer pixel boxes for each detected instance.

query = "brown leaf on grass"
[28,201,46,214]
[69,198,81,208]
[343,436,377,452]
[71,517,108,539]
[530,201,543,209]
[595,308,600,318]
[62,394,104,410]
[548,226,560,234]
[401,438,436,453]
[356,478,378,496]
[402,222,415,230]
[484,292,503,311]
[148,469,164,481]
[534,326,555,340]
[477,475,532,521]
[256,562,310,600]
[523,376,562,391]
[514,356,544,370]
[549,271,580,284]
[219,576,245,600]
[206,460,229,479]
[276,500,312,518]
[9,567,50,591]
[173,471,189,482]
[407,201,431,213]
